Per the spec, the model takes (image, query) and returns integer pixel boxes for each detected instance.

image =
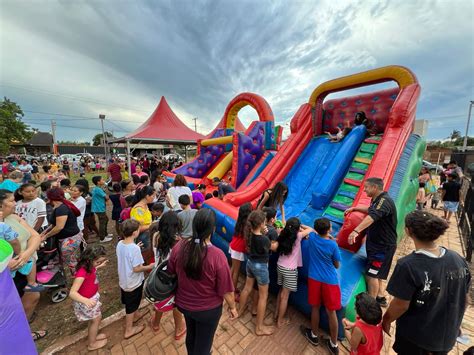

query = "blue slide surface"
[283,126,367,225]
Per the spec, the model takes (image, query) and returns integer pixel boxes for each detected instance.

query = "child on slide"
[326,126,352,142]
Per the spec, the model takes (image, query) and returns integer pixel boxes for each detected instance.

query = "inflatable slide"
[165,93,282,191]
[204,66,425,337]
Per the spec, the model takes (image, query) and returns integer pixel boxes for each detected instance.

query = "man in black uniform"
[344,177,397,307]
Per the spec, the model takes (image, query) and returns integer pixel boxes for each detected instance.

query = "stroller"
[36,238,68,303]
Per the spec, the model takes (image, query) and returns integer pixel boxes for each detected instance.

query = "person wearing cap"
[107,158,122,184]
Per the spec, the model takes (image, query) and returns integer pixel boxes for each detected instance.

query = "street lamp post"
[463,101,474,152]
[99,114,108,167]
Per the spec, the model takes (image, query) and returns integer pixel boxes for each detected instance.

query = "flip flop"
[124,325,145,340]
[133,308,150,324]
[24,284,46,292]
[32,330,48,341]
[174,328,186,341]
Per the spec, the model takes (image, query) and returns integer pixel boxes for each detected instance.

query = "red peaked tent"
[116,96,204,144]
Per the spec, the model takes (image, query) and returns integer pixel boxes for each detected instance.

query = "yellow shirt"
[130,206,152,226]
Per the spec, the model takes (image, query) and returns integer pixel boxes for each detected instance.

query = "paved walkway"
[55,208,473,354]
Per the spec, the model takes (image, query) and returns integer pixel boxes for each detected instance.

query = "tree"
[92,132,114,146]
[0,97,33,154]
[448,129,461,140]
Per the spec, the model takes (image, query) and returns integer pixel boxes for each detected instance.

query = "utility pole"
[192,117,198,132]
[463,101,474,152]
[51,120,57,155]
[99,114,108,167]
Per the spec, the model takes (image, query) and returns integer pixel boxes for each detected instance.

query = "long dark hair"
[133,185,155,206]
[277,217,301,255]
[244,210,266,251]
[75,178,90,194]
[267,181,288,208]
[153,211,180,260]
[181,208,216,280]
[0,189,13,208]
[234,203,252,238]
[14,183,36,202]
[76,244,106,273]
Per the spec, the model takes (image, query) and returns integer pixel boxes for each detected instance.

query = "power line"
[0,82,150,113]
[22,120,128,132]
[23,109,145,124]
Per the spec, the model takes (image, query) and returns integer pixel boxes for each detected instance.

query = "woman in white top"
[166,174,192,211]
[70,185,87,232]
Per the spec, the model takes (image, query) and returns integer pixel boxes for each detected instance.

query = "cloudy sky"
[0,0,472,143]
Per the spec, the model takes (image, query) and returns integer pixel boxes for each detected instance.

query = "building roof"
[27,132,54,146]
[113,97,204,144]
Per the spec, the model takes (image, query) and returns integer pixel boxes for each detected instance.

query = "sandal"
[32,330,48,341]
[24,284,46,293]
[175,328,186,341]
[124,325,145,339]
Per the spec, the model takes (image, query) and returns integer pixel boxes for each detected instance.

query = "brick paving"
[56,207,472,354]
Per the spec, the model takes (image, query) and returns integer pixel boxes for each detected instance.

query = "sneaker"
[376,296,388,307]
[100,236,113,243]
[107,233,114,238]
[300,326,319,346]
[324,338,339,355]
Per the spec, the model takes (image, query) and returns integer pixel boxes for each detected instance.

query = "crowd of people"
[0,150,471,355]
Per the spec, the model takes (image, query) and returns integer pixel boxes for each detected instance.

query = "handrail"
[308,65,418,107]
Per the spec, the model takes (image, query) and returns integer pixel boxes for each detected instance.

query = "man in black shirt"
[344,177,397,307]
[441,173,461,223]
[212,177,235,199]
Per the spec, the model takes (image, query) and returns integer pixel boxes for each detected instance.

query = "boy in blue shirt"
[91,176,112,243]
[301,217,341,354]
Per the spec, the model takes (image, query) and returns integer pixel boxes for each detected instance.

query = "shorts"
[246,259,269,286]
[277,265,298,292]
[393,332,448,355]
[121,282,144,314]
[366,245,397,280]
[229,247,245,262]
[73,293,102,321]
[136,232,150,251]
[443,201,459,213]
[307,278,341,311]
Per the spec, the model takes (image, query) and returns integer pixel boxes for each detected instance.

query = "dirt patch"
[33,208,123,353]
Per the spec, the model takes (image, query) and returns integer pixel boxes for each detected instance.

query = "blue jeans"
[246,259,269,285]
[136,231,150,250]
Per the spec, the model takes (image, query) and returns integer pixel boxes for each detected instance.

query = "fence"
[457,176,473,262]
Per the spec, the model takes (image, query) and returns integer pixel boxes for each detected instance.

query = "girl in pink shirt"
[69,245,109,351]
[275,217,313,327]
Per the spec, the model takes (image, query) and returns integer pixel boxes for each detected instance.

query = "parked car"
[422,160,443,173]
[59,154,81,162]
[76,153,94,160]
[163,153,184,162]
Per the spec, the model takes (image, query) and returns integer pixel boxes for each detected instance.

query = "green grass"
[68,171,108,186]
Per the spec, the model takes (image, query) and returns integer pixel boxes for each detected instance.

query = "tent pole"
[126,139,132,178]
[184,145,187,163]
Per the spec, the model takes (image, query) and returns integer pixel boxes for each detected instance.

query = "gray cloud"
[0,0,472,142]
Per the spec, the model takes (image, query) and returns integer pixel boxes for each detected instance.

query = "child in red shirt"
[343,292,383,355]
[229,203,252,293]
[69,245,109,351]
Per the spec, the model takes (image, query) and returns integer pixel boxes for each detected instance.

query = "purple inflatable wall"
[233,122,266,188]
[173,129,227,178]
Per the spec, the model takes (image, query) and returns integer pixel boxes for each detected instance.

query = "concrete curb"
[41,300,150,355]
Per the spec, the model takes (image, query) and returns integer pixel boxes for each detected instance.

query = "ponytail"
[244,210,266,252]
[182,208,215,280]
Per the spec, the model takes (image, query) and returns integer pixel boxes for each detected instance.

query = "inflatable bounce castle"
[165,93,283,191]
[167,65,425,337]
